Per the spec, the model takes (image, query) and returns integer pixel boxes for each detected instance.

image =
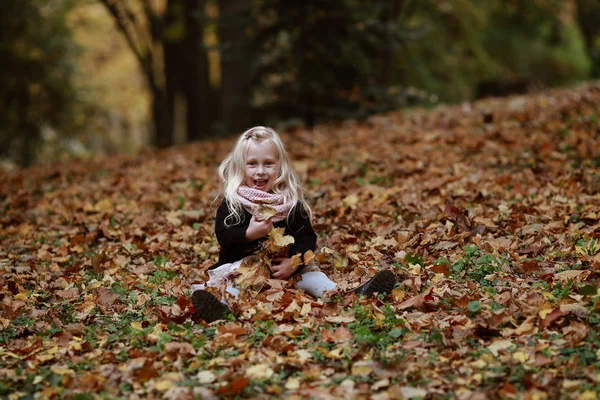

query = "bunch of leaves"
[234,227,295,290]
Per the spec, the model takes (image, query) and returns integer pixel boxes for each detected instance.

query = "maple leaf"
[263,227,295,256]
[303,249,315,265]
[290,253,302,271]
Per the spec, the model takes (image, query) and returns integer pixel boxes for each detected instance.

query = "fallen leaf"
[487,339,514,356]
[245,364,274,380]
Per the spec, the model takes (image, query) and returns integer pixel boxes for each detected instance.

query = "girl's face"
[244,139,280,192]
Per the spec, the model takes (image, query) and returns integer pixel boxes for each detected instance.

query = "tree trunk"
[380,0,403,82]
[164,0,185,144]
[99,0,175,148]
[152,87,173,148]
[184,0,215,141]
[218,0,253,134]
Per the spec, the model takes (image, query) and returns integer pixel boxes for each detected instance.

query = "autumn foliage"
[1,82,600,398]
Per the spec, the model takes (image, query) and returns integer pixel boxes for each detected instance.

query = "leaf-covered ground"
[2,83,600,399]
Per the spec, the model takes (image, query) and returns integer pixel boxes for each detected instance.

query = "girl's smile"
[244,140,280,192]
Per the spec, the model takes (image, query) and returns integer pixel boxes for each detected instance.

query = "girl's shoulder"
[290,200,311,220]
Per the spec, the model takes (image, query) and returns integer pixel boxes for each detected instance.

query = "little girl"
[192,126,395,323]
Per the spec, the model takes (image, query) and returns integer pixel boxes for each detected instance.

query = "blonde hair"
[217,126,312,226]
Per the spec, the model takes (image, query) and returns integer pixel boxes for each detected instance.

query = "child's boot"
[191,290,233,323]
[353,269,395,298]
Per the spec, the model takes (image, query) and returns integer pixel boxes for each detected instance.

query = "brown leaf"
[92,252,109,272]
[55,287,79,299]
[520,260,541,274]
[216,376,249,396]
[518,244,546,256]
[217,323,249,337]
[96,287,120,308]
[397,286,434,311]
[234,255,272,290]
[443,199,473,232]
[429,264,450,275]
[539,308,566,329]
[164,341,196,357]
[320,326,352,343]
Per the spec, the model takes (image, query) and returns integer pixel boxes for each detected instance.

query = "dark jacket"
[210,199,317,274]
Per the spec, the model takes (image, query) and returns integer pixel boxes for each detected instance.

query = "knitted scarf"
[237,186,292,222]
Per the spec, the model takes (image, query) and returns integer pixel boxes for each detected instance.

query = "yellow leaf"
[14,292,28,301]
[50,366,75,375]
[512,351,529,363]
[487,339,513,357]
[540,291,555,300]
[245,364,274,380]
[579,391,597,400]
[295,349,312,364]
[131,321,144,330]
[68,340,82,351]
[562,380,583,389]
[327,347,344,359]
[196,370,216,384]
[94,199,113,212]
[285,377,300,390]
[259,206,277,220]
[343,194,359,207]
[0,350,20,359]
[269,227,295,248]
[290,254,302,271]
[303,250,315,265]
[300,302,311,316]
[539,308,554,319]
[351,361,373,376]
[391,288,405,302]
[155,379,173,392]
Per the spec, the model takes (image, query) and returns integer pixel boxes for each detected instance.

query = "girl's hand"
[271,257,296,280]
[246,215,273,241]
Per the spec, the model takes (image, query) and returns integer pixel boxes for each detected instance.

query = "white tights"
[191,261,337,300]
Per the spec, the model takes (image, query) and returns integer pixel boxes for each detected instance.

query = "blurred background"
[1,0,599,167]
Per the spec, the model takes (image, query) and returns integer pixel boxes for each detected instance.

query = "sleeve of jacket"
[287,204,317,261]
[215,200,250,248]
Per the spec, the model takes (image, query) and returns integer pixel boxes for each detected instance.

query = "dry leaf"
[259,206,277,220]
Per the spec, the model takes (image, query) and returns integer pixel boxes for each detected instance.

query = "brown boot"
[191,290,233,323]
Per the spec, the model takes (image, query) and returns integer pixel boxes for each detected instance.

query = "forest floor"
[1,82,600,399]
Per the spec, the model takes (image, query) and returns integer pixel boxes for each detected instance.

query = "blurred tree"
[164,0,215,142]
[575,0,600,78]
[98,0,215,147]
[481,0,590,92]
[252,0,410,127]
[0,0,81,166]
[394,0,591,102]
[217,0,254,133]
